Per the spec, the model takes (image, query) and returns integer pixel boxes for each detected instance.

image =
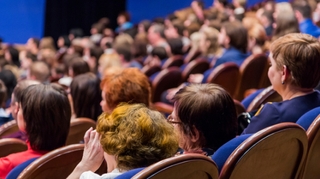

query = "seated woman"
[170,83,238,155]
[69,72,102,121]
[67,103,178,179]
[242,33,320,134]
[100,68,151,113]
[0,84,71,178]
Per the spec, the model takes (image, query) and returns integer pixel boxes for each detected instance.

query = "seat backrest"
[0,138,27,157]
[18,144,85,179]
[296,107,320,130]
[246,86,282,112]
[234,54,268,101]
[206,62,240,97]
[0,120,19,138]
[66,118,96,145]
[7,157,39,179]
[162,55,184,69]
[141,65,162,77]
[212,134,251,172]
[181,59,209,81]
[152,67,182,102]
[152,102,174,115]
[300,114,320,179]
[219,123,308,179]
[132,154,219,179]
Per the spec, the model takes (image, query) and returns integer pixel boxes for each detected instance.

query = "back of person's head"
[12,80,40,103]
[167,38,184,55]
[98,53,122,76]
[248,23,267,47]
[172,21,185,37]
[132,41,148,58]
[186,23,201,37]
[68,57,90,77]
[29,61,50,83]
[202,27,221,55]
[151,46,168,60]
[173,83,238,151]
[292,1,312,19]
[218,0,228,7]
[40,37,56,50]
[139,20,152,33]
[222,20,248,53]
[114,33,134,48]
[0,69,17,99]
[6,46,20,67]
[273,11,299,40]
[271,33,320,89]
[100,68,151,113]
[70,73,102,120]
[97,103,178,171]
[115,45,132,62]
[0,80,7,107]
[150,23,166,38]
[153,17,165,25]
[18,84,71,151]
[30,37,40,49]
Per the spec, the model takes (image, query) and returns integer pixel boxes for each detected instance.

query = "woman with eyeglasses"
[169,83,238,156]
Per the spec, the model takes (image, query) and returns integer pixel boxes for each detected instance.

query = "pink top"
[0,142,47,178]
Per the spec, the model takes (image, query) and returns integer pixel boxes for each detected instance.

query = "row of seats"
[0,117,96,157]
[147,53,270,103]
[5,109,319,179]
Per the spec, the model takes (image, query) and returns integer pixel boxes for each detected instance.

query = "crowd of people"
[0,0,320,178]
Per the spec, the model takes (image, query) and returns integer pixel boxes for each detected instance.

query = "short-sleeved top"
[242,91,320,134]
[0,142,47,178]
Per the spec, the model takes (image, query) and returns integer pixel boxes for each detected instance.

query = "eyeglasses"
[167,114,182,125]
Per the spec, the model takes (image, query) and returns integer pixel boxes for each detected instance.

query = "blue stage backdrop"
[0,0,45,44]
[127,0,213,24]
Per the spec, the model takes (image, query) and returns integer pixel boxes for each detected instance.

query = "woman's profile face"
[17,104,26,132]
[100,91,112,113]
[268,53,282,92]
[169,105,190,151]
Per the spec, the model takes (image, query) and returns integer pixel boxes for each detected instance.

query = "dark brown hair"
[70,73,102,120]
[19,84,71,151]
[173,83,237,151]
[222,21,248,53]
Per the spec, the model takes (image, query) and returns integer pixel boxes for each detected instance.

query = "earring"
[282,81,285,85]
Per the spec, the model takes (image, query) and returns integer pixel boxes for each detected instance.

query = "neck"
[280,86,314,100]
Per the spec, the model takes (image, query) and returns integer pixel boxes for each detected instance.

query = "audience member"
[100,68,151,113]
[1,80,40,141]
[27,61,50,84]
[242,33,320,134]
[293,1,320,38]
[67,103,178,179]
[0,84,71,178]
[70,73,102,121]
[171,83,237,155]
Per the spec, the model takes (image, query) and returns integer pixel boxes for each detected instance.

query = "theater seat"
[219,123,307,179]
[132,154,219,179]
[66,117,96,145]
[0,138,27,157]
[299,114,320,179]
[0,120,19,138]
[296,107,320,131]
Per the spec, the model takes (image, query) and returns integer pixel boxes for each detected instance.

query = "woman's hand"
[67,127,105,179]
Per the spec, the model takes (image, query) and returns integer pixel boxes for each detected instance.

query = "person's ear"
[13,102,19,114]
[190,125,200,143]
[281,65,290,83]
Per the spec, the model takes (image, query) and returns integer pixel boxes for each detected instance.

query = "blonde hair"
[97,103,178,171]
[98,53,122,76]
